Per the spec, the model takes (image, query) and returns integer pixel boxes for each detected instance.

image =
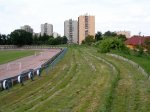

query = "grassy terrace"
[111,51,150,74]
[0,46,149,112]
[0,50,37,64]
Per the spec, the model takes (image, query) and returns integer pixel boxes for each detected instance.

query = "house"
[125,35,150,49]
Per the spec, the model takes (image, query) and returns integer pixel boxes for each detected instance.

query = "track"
[0,49,61,80]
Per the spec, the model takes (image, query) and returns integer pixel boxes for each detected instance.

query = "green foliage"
[38,33,50,44]
[135,45,144,56]
[103,31,117,37]
[117,34,127,41]
[62,36,68,44]
[145,38,150,54]
[32,35,38,45]
[33,35,67,45]
[82,35,95,45]
[1,30,68,45]
[0,34,12,45]
[97,37,126,53]
[47,36,68,45]
[10,29,33,46]
[113,49,150,74]
[95,31,102,41]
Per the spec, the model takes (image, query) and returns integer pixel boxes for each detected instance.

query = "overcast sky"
[0,0,150,36]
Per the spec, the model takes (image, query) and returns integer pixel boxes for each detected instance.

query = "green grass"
[0,50,37,64]
[0,46,149,112]
[111,50,150,74]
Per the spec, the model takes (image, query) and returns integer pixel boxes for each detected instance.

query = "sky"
[0,0,150,36]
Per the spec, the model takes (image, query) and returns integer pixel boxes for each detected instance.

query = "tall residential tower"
[64,19,78,44]
[41,23,53,36]
[78,14,95,44]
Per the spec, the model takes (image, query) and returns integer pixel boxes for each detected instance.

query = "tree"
[33,35,38,45]
[144,38,150,54]
[38,33,50,44]
[10,29,33,46]
[135,45,144,56]
[97,37,126,53]
[62,36,68,44]
[95,31,102,41]
[103,31,117,37]
[82,35,95,45]
[5,34,12,45]
[117,34,127,41]
[0,34,3,44]
[0,34,13,45]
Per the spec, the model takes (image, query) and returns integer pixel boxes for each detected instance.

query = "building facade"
[53,32,61,38]
[115,31,131,38]
[78,14,95,44]
[41,23,53,36]
[64,19,78,44]
[21,25,33,34]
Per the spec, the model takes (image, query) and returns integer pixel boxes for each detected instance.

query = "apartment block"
[78,14,95,44]
[53,32,61,38]
[41,23,53,36]
[21,25,33,34]
[64,19,78,44]
[115,31,131,38]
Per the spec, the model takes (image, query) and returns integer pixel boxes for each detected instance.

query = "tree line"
[0,29,68,46]
[83,31,150,55]
[82,31,126,46]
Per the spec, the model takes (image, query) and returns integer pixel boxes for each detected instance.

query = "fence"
[0,45,64,50]
[0,47,67,91]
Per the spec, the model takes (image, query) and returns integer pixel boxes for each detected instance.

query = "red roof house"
[125,35,150,49]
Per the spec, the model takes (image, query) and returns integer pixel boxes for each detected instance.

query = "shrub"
[97,37,127,53]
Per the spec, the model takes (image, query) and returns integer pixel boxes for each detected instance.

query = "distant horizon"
[0,0,150,36]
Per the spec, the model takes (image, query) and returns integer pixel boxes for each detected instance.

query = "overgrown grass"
[0,50,37,64]
[0,47,114,112]
[0,47,150,112]
[111,50,150,74]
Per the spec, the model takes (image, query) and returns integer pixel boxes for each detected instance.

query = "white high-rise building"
[41,23,53,36]
[64,19,78,44]
[21,25,33,34]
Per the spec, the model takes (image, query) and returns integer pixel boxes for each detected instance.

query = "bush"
[97,37,127,53]
[82,35,95,45]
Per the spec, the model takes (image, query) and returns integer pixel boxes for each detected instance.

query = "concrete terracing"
[0,49,61,80]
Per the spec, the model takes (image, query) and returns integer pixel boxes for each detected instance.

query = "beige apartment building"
[115,31,131,38]
[78,14,95,44]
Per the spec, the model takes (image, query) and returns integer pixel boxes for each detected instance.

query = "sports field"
[0,49,61,80]
[0,50,36,65]
[0,47,150,112]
